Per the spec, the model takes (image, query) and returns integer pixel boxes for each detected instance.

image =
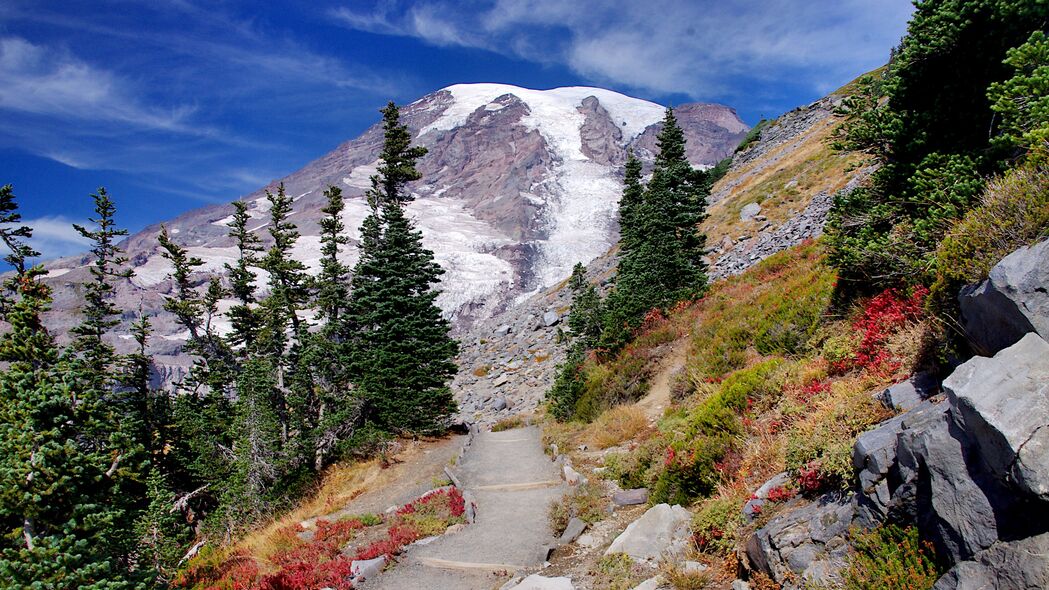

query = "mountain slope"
[40,83,747,383]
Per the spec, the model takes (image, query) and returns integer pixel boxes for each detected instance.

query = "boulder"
[741,202,762,221]
[944,333,1049,501]
[496,324,512,336]
[743,472,791,521]
[875,372,938,412]
[350,555,386,581]
[606,503,692,563]
[959,239,1049,355]
[507,574,575,590]
[559,517,587,544]
[543,310,561,327]
[612,488,650,507]
[744,495,854,588]
[563,464,586,487]
[933,533,1049,590]
[491,397,508,411]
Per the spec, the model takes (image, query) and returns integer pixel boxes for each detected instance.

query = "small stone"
[612,488,650,506]
[731,581,751,590]
[350,555,386,580]
[495,324,512,336]
[682,561,708,574]
[507,574,575,590]
[560,517,587,544]
[543,310,561,327]
[563,464,586,486]
[492,397,507,411]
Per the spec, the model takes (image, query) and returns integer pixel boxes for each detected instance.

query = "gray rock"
[933,533,1049,590]
[731,581,751,590]
[350,555,386,580]
[740,202,762,221]
[606,503,692,563]
[944,333,1049,501]
[495,324,512,336]
[493,373,510,387]
[959,239,1049,355]
[630,578,663,590]
[491,397,508,411]
[563,464,586,487]
[507,574,575,590]
[876,372,938,412]
[543,310,561,327]
[612,488,650,507]
[744,495,854,587]
[682,561,708,574]
[559,517,587,544]
[743,472,791,521]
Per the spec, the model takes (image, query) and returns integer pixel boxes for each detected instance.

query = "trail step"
[418,557,523,573]
[471,480,560,491]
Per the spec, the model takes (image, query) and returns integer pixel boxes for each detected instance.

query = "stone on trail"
[612,488,649,507]
[559,517,587,545]
[605,503,692,563]
[350,555,386,581]
[507,574,575,590]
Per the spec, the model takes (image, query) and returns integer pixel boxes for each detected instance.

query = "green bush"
[691,496,745,556]
[841,525,943,590]
[931,161,1049,307]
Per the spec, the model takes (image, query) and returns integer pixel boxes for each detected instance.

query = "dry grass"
[661,561,713,590]
[585,405,651,449]
[704,116,862,250]
[473,365,491,377]
[491,415,525,432]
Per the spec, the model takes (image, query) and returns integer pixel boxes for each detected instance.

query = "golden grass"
[585,405,652,449]
[703,116,862,251]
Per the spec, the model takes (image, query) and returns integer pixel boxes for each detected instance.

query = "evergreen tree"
[70,188,132,383]
[316,185,351,322]
[0,187,136,588]
[134,469,189,584]
[617,153,645,254]
[600,108,709,350]
[224,201,263,352]
[343,102,459,432]
[566,263,603,348]
[224,358,281,529]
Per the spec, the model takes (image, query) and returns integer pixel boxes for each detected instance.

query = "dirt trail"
[363,426,562,590]
[635,339,688,422]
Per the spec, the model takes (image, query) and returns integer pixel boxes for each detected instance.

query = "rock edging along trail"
[362,425,564,590]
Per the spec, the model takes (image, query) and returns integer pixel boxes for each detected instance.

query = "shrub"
[548,483,607,533]
[547,346,587,421]
[839,286,927,377]
[586,405,650,449]
[841,525,943,590]
[931,162,1049,311]
[691,495,745,556]
[591,553,649,590]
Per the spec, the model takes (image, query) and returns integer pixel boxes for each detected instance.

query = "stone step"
[418,557,523,574]
[471,480,560,492]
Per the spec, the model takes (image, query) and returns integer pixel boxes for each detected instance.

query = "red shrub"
[800,379,832,402]
[849,286,927,375]
[765,485,796,503]
[796,461,827,495]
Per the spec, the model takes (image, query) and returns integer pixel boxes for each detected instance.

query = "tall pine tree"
[343,102,459,432]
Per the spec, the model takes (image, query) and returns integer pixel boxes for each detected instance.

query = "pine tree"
[316,185,351,322]
[600,108,709,350]
[134,469,189,584]
[566,263,603,348]
[225,358,281,528]
[70,187,132,383]
[343,102,459,432]
[0,186,135,588]
[224,201,263,352]
[617,153,645,254]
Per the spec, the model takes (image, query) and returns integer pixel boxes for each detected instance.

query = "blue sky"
[1,0,914,260]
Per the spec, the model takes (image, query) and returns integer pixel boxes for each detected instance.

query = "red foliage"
[847,286,928,376]
[640,307,667,331]
[796,461,827,495]
[799,379,831,402]
[765,485,796,503]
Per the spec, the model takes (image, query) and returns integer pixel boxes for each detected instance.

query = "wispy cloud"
[332,0,913,102]
[0,37,197,131]
[21,216,92,260]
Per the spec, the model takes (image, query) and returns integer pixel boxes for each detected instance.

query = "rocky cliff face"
[39,84,747,384]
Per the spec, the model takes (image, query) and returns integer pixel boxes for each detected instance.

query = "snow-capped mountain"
[41,83,747,381]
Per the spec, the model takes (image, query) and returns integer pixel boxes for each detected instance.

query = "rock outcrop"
[744,495,854,587]
[959,238,1049,355]
[605,503,692,564]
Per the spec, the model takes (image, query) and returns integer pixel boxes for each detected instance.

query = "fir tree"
[566,263,603,348]
[343,102,459,432]
[70,187,132,382]
[224,201,263,352]
[134,469,189,584]
[617,153,645,254]
[225,358,282,528]
[316,185,351,322]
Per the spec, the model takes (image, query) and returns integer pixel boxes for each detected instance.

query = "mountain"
[39,83,747,382]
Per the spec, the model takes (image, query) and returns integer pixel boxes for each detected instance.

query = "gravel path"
[364,426,563,590]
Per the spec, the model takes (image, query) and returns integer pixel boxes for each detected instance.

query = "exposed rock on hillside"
[960,238,1049,355]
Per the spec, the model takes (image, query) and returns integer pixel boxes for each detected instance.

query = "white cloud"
[0,37,195,131]
[20,216,92,260]
[332,0,914,101]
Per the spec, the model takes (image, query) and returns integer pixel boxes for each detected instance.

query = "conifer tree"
[224,201,263,352]
[316,185,351,322]
[566,263,603,348]
[71,188,132,383]
[225,358,281,528]
[134,469,189,584]
[617,153,645,254]
[343,102,459,432]
[0,186,136,587]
